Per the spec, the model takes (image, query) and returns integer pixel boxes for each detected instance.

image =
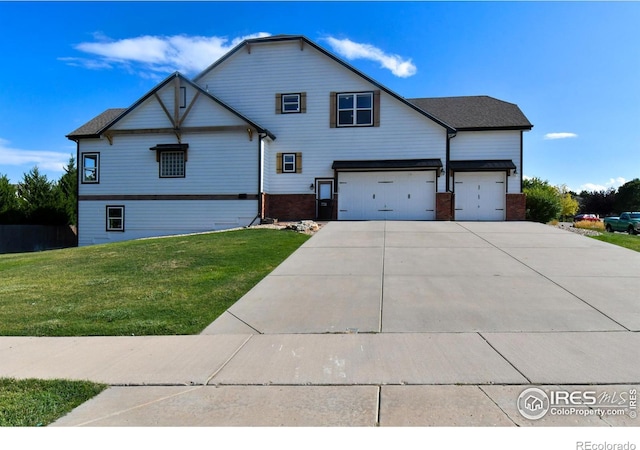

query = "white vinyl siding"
[450,131,522,193]
[78,200,257,246]
[78,133,257,196]
[197,40,447,195]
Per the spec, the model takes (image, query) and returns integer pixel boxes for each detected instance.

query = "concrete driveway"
[205,221,638,334]
[3,221,639,426]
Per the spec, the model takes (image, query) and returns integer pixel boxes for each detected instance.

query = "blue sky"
[0,1,638,193]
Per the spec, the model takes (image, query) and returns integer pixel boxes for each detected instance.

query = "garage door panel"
[338,171,435,221]
[455,172,506,221]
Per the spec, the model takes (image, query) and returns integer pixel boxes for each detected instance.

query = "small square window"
[282,94,301,113]
[160,151,186,178]
[106,206,125,232]
[283,153,296,173]
[81,153,99,183]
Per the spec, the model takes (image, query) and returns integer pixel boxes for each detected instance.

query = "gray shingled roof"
[408,96,532,131]
[67,108,127,138]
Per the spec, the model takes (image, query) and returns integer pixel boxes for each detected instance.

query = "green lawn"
[590,232,640,252]
[0,378,107,426]
[0,229,309,336]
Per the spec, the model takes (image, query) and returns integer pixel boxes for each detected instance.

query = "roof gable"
[194,35,456,133]
[67,72,274,140]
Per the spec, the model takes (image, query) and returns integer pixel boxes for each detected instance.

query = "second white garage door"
[338,171,436,220]
[454,172,506,221]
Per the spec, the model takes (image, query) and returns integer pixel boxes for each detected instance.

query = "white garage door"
[454,172,506,221]
[338,171,436,220]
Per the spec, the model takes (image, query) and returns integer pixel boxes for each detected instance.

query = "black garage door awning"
[449,160,516,172]
[332,158,443,171]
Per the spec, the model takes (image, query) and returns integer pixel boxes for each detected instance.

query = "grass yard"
[590,232,640,252]
[0,229,309,336]
[0,378,106,426]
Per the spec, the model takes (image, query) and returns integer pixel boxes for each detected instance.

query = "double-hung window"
[338,92,373,126]
[106,206,125,232]
[282,153,296,173]
[81,153,100,183]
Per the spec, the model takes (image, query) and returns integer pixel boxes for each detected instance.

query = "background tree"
[0,174,23,224]
[578,188,617,217]
[523,177,562,223]
[17,167,67,225]
[558,184,579,221]
[613,178,640,213]
[54,157,78,225]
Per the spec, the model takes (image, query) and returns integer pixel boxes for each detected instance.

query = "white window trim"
[159,151,186,178]
[81,153,100,184]
[337,92,374,127]
[282,153,296,173]
[281,94,301,113]
[106,205,125,232]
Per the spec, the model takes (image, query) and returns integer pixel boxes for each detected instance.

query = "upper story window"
[282,94,301,113]
[276,93,306,114]
[160,151,186,178]
[338,92,373,126]
[150,143,188,178]
[330,91,380,128]
[81,153,100,183]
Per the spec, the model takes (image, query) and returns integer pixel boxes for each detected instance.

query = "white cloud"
[0,138,70,175]
[580,177,627,192]
[544,132,578,140]
[322,36,417,78]
[62,32,271,76]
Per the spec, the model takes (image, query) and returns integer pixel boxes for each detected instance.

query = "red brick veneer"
[264,194,316,221]
[436,192,454,221]
[506,193,526,221]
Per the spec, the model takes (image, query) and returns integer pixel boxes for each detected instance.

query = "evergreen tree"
[17,167,66,225]
[0,174,23,224]
[54,156,78,225]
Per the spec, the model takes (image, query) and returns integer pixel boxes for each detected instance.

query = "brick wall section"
[260,193,269,220]
[436,192,454,221]
[265,194,316,221]
[506,193,526,221]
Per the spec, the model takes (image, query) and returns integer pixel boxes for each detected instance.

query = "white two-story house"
[67,35,532,246]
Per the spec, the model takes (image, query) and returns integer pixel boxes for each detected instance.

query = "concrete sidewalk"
[1,221,639,426]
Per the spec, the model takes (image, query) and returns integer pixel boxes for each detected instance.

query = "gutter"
[445,131,457,192]
[249,132,269,226]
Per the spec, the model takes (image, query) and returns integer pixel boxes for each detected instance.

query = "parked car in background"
[574,213,600,222]
[603,212,640,234]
